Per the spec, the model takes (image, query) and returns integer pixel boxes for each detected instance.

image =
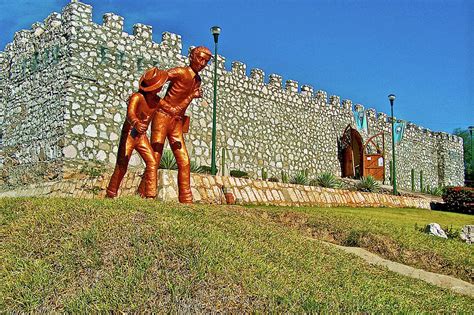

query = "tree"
[453,128,474,187]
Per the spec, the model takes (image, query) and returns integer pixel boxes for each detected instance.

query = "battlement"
[0,0,459,145]
[0,0,464,190]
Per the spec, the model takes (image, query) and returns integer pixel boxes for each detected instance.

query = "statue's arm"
[126,93,146,133]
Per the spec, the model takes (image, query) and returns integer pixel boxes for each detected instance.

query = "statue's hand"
[193,88,203,98]
[135,122,147,134]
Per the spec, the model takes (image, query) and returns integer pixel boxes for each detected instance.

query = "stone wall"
[0,10,68,188]
[0,0,464,191]
[0,169,431,209]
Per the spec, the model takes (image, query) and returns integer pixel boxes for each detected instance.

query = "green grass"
[1,197,473,312]
[247,205,474,283]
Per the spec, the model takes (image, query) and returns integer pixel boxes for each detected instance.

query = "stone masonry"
[0,0,464,191]
[0,169,431,210]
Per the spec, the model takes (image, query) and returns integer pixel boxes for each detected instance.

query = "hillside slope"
[1,197,473,312]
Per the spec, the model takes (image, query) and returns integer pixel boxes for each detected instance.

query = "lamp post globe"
[388,94,397,195]
[210,26,221,175]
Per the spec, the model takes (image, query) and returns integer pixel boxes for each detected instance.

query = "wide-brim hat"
[139,67,168,92]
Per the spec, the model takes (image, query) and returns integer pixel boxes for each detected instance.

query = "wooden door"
[342,146,354,177]
[363,154,384,180]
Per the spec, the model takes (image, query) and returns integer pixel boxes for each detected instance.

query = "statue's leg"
[169,122,192,203]
[135,136,158,198]
[106,131,135,198]
[138,111,169,195]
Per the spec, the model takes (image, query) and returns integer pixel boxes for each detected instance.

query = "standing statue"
[138,46,212,203]
[106,68,168,198]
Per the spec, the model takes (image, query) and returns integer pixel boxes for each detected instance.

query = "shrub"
[444,225,460,239]
[427,186,444,197]
[262,168,268,181]
[159,149,177,170]
[230,170,249,178]
[281,171,288,184]
[190,160,204,173]
[357,176,380,192]
[290,171,308,185]
[442,186,474,214]
[200,165,212,174]
[316,172,341,188]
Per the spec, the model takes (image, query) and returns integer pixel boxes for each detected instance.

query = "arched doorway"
[341,126,385,181]
[341,125,364,178]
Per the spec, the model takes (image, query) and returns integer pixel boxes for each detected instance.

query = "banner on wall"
[353,109,368,133]
[393,121,406,144]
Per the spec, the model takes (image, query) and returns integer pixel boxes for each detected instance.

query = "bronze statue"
[106,68,168,198]
[138,46,212,203]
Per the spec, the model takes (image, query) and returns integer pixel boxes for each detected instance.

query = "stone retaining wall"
[0,169,431,209]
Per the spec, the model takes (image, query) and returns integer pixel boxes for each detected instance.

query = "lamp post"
[210,26,221,175]
[388,94,397,195]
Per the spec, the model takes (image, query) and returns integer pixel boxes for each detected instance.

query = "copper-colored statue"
[138,46,212,203]
[106,68,168,198]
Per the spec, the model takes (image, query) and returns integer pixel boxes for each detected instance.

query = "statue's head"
[189,46,212,73]
[139,67,168,92]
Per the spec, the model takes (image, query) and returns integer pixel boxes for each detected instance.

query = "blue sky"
[1,0,472,133]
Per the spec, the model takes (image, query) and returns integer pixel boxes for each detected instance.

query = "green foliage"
[200,165,212,174]
[444,225,460,239]
[290,170,308,185]
[427,186,444,197]
[281,171,288,184]
[442,186,474,214]
[190,160,204,174]
[159,149,177,170]
[356,176,380,192]
[230,170,249,178]
[80,161,106,178]
[261,168,268,181]
[316,172,342,188]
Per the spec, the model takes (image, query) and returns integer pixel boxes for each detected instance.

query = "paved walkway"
[316,240,473,297]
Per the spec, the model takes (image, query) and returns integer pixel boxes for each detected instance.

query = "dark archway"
[340,125,364,178]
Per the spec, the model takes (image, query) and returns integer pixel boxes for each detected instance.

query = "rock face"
[0,0,465,191]
[460,225,473,244]
[426,223,448,239]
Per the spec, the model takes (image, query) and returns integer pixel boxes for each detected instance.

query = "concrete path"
[317,240,474,297]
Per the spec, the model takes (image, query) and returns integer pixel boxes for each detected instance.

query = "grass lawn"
[247,205,474,283]
[1,197,473,312]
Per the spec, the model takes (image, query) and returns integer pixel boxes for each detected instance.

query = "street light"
[210,26,221,176]
[388,94,397,195]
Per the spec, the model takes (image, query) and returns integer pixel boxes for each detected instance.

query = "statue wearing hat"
[106,67,168,198]
[138,46,212,203]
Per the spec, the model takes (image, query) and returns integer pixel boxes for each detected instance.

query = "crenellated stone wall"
[0,10,68,187]
[0,0,464,192]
